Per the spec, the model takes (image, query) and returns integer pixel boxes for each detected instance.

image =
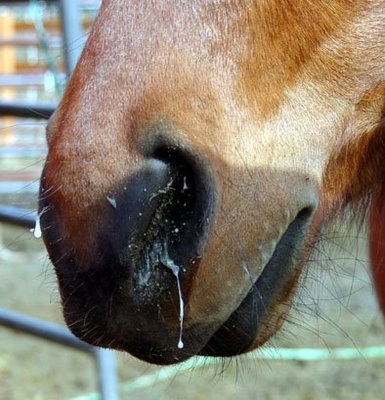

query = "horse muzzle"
[39,133,316,365]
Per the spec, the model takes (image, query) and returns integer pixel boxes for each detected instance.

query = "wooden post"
[0,10,16,145]
[0,10,16,74]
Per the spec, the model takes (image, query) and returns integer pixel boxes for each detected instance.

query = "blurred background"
[0,1,385,399]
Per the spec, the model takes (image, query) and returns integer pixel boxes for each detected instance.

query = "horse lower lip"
[199,207,313,357]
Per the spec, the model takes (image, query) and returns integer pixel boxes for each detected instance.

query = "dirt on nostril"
[116,161,195,339]
[118,165,193,348]
[125,163,195,284]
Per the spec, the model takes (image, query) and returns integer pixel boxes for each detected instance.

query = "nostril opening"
[295,206,315,222]
[284,206,315,243]
[149,148,197,250]
[104,142,216,296]
[139,144,216,268]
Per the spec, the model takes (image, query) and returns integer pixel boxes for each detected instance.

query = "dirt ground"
[1,219,385,400]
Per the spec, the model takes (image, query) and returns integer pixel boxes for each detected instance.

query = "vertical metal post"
[59,0,84,74]
[94,349,119,400]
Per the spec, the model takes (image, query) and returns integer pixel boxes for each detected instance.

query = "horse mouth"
[43,198,313,365]
[198,207,313,357]
[41,187,313,365]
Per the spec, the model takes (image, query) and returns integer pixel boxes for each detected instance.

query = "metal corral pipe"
[0,309,93,352]
[59,0,84,74]
[94,349,120,400]
[0,0,56,3]
[0,100,56,119]
[0,309,120,400]
[0,205,36,229]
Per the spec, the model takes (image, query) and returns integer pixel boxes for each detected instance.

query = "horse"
[39,0,385,365]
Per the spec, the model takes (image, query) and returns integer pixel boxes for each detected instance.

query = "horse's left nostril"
[102,146,216,292]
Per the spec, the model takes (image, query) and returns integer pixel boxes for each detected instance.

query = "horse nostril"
[103,145,216,292]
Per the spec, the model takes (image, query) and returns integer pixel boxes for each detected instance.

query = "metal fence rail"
[0,309,118,400]
[0,1,119,399]
[0,100,56,118]
[0,205,35,228]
